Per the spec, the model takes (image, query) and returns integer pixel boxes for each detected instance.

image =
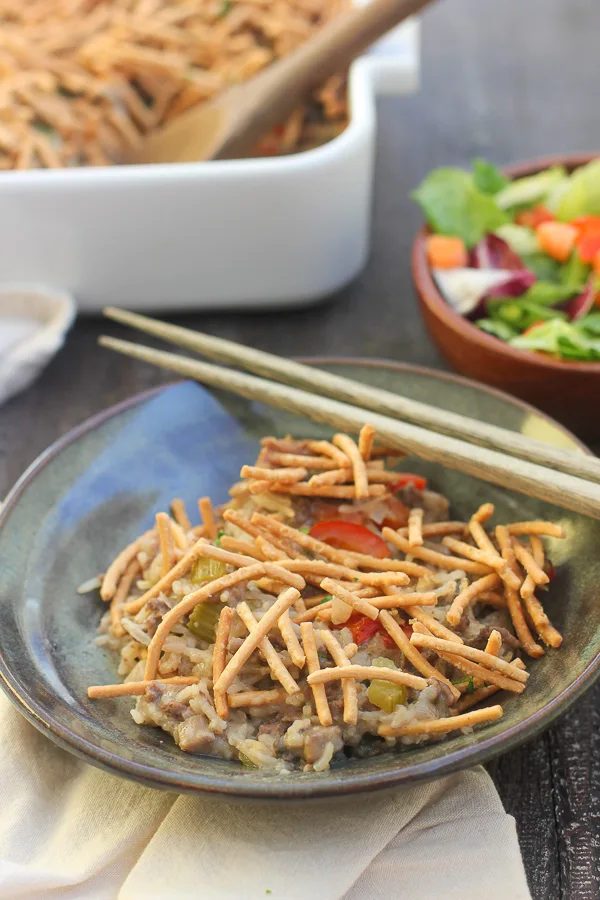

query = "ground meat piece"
[144,683,192,721]
[144,596,170,636]
[422,490,450,523]
[258,718,287,741]
[472,624,520,651]
[176,657,194,676]
[289,498,315,528]
[175,715,216,752]
[398,485,449,523]
[292,498,342,528]
[398,483,423,508]
[145,596,170,614]
[303,725,343,764]
[145,683,165,704]
[328,697,345,717]
[161,699,189,721]
[133,685,189,737]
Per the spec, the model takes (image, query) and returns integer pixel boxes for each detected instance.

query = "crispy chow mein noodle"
[0,0,350,170]
[88,424,565,772]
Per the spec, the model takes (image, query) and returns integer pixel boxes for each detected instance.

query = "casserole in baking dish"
[0,15,419,312]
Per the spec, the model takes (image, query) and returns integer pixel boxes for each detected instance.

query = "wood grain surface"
[1,0,599,896]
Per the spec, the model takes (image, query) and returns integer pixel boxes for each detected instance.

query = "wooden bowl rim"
[412,152,600,374]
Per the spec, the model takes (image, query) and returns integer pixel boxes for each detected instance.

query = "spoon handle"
[217,0,438,159]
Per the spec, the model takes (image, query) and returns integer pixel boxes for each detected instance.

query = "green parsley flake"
[452,676,475,693]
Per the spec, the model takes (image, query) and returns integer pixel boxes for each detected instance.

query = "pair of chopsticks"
[100,307,600,521]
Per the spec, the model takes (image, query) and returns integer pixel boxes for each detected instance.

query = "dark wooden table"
[2,0,599,896]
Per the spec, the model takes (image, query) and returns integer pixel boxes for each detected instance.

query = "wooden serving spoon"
[130,0,438,165]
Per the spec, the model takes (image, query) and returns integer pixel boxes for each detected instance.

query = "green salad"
[413,157,600,361]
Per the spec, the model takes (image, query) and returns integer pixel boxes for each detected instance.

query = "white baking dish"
[0,18,419,313]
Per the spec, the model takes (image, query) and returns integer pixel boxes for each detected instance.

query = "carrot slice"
[536,221,578,263]
[426,235,468,269]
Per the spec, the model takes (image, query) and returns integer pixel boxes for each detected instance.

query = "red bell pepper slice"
[569,216,600,262]
[577,228,600,263]
[309,520,390,559]
[515,205,554,229]
[390,473,428,492]
[350,616,383,644]
[334,613,397,649]
[572,215,600,232]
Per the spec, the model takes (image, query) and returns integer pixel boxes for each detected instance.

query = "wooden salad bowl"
[412,153,600,441]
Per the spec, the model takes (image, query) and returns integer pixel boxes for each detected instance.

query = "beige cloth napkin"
[0,691,531,900]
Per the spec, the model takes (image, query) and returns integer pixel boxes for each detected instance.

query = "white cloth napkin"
[0,692,531,900]
[0,285,75,407]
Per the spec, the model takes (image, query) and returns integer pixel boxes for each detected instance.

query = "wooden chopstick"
[103,306,600,485]
[99,333,600,521]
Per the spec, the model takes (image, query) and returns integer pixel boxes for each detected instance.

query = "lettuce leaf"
[560,250,591,290]
[522,281,579,306]
[511,318,600,360]
[475,318,519,341]
[579,311,600,335]
[496,166,567,210]
[494,224,540,256]
[472,158,509,195]
[556,159,600,221]
[490,298,567,331]
[488,281,578,310]
[520,252,562,283]
[412,168,509,247]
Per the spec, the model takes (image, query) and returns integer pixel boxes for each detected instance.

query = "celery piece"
[372,656,396,669]
[368,657,407,713]
[187,602,223,642]
[190,557,227,585]
[368,681,407,713]
[187,558,228,640]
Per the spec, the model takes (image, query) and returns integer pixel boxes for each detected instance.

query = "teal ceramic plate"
[0,360,598,800]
